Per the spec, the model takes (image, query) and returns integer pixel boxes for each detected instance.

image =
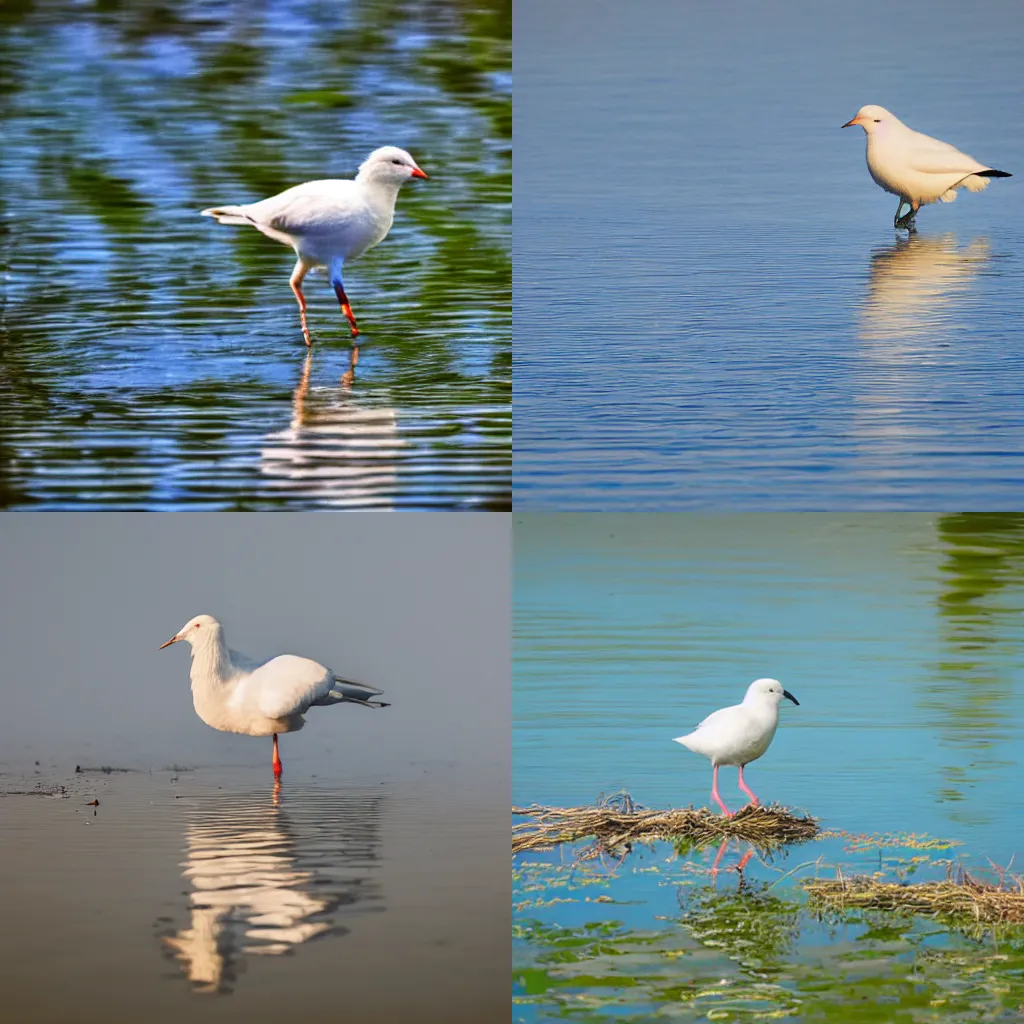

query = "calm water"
[513,0,1024,509]
[0,515,509,1022]
[513,513,1024,1020]
[1,0,510,509]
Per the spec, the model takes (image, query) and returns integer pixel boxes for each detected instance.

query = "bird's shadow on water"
[156,782,385,995]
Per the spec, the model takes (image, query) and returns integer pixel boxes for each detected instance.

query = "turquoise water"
[513,514,1024,1020]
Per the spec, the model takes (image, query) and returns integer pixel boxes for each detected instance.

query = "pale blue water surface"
[513,0,1024,509]
[513,513,1024,1020]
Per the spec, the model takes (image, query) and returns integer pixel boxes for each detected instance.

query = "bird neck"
[355,170,405,206]
[189,630,234,689]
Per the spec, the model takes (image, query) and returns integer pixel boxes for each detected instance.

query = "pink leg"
[272,733,283,778]
[290,260,312,347]
[737,764,759,806]
[710,836,729,883]
[711,763,732,817]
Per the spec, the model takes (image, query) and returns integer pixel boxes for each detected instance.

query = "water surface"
[2,0,510,509]
[513,513,1024,1019]
[513,0,1024,509]
[0,515,509,1022]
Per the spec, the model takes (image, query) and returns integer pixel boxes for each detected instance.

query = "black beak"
[783,689,799,706]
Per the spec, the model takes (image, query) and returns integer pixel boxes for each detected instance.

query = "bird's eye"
[391,159,403,165]
[873,119,881,123]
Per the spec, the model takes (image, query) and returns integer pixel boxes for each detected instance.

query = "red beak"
[411,167,428,179]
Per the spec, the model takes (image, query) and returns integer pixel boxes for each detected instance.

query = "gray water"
[0,515,509,1022]
[513,0,1024,509]
[513,513,1024,1020]
[1,0,510,510]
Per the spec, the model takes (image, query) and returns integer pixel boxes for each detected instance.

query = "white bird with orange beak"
[202,146,427,374]
[159,614,389,778]
[842,105,1011,229]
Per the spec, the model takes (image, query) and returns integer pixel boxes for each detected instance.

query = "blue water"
[2,0,510,509]
[513,0,1024,509]
[513,513,1024,1020]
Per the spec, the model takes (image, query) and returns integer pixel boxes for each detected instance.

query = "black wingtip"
[979,169,1012,178]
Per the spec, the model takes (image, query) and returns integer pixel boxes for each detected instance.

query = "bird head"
[159,613,221,650]
[357,146,428,186]
[745,677,799,707]
[841,104,898,135]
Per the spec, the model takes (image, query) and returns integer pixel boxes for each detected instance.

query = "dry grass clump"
[805,866,1024,924]
[513,792,819,858]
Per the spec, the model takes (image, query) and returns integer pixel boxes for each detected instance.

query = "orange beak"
[411,167,428,179]
[158,635,180,650]
[841,116,862,128]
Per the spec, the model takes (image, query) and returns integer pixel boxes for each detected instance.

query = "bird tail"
[979,169,1012,178]
[200,205,253,226]
[314,676,390,708]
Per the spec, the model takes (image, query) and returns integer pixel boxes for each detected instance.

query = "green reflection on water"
[1,0,510,508]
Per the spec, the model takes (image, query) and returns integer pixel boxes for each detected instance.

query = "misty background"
[0,514,508,786]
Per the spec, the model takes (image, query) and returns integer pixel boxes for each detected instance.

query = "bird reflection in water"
[161,787,383,993]
[260,350,405,508]
[853,234,992,458]
[859,234,990,350]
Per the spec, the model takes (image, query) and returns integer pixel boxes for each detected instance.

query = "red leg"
[710,836,729,883]
[711,763,732,817]
[737,764,759,806]
[331,280,360,337]
[272,733,282,778]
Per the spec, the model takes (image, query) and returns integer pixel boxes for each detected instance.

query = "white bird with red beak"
[842,105,1011,229]
[202,145,427,375]
[160,614,389,778]
[674,678,799,817]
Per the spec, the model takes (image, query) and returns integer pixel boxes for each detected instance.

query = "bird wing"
[247,654,335,719]
[904,131,987,176]
[247,180,363,237]
[693,703,741,732]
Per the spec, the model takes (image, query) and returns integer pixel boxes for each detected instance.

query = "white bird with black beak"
[201,146,427,374]
[674,678,799,817]
[159,614,389,777]
[842,105,1011,229]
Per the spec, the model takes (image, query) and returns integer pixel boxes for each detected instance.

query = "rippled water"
[513,513,1024,1020]
[1,0,510,509]
[513,0,1024,509]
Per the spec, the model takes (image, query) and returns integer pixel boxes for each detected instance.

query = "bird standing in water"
[201,146,427,380]
[842,105,1010,230]
[160,614,389,778]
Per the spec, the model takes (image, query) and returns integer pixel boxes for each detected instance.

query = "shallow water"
[513,513,1024,1020]
[1,0,510,509]
[0,515,509,1022]
[513,0,1024,509]
[3,769,507,1023]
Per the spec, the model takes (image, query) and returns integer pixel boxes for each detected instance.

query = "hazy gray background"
[0,514,507,780]
[0,514,509,1023]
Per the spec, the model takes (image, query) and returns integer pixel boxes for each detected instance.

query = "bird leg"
[290,260,312,346]
[736,764,759,807]
[710,836,730,883]
[329,261,360,338]
[894,198,918,231]
[272,733,283,778]
[710,763,732,817]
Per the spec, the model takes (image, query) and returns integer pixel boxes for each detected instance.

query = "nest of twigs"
[513,793,819,857]
[805,866,1024,924]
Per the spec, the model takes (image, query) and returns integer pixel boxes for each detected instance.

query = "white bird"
[673,678,799,817]
[159,614,389,777]
[201,146,428,365]
[842,105,1011,229]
